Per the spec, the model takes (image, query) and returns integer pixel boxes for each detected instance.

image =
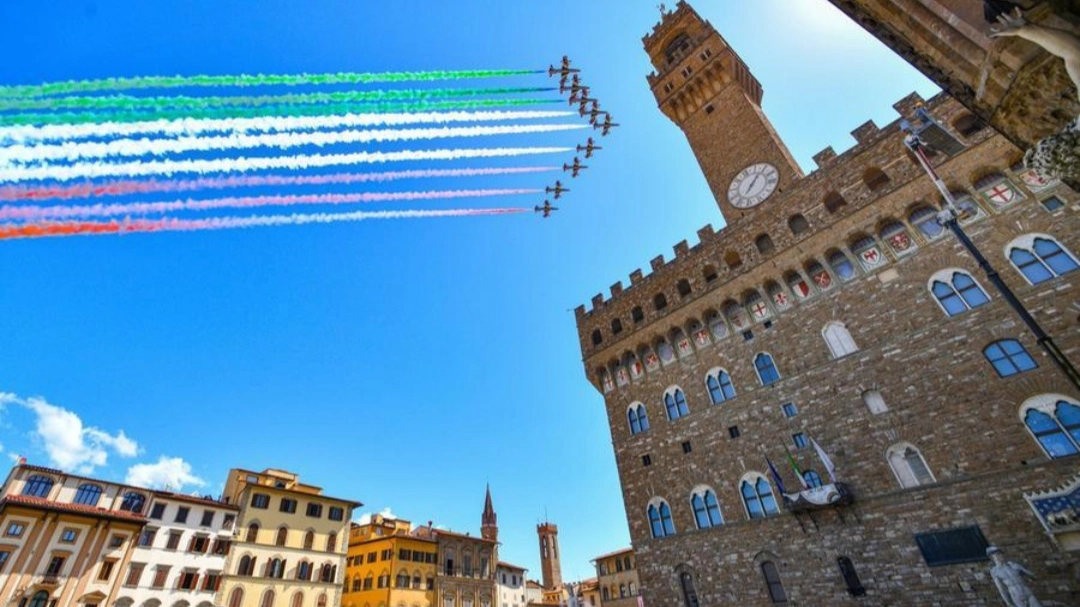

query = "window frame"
[705,368,736,404]
[886,442,936,488]
[1006,234,1079,285]
[1020,394,1080,459]
[754,353,781,386]
[740,474,779,520]
[983,339,1038,377]
[928,269,990,316]
[663,387,690,421]
[689,487,723,529]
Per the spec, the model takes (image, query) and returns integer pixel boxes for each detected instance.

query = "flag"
[765,455,787,494]
[784,443,810,489]
[811,436,837,483]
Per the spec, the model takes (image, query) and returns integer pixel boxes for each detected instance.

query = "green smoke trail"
[0,98,564,127]
[0,69,544,99]
[0,86,556,112]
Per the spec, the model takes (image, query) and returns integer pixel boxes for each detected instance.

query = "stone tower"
[536,522,562,592]
[481,484,498,542]
[643,1,803,221]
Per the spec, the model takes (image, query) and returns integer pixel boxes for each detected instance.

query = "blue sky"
[0,0,937,581]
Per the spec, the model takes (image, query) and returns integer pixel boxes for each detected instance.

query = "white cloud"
[126,456,206,490]
[22,396,140,473]
[354,506,396,524]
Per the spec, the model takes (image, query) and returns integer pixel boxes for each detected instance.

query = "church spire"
[481,484,498,541]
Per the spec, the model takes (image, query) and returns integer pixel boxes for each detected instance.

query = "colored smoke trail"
[0,69,544,99]
[0,189,539,221]
[1,110,577,144]
[0,167,559,201]
[0,97,562,127]
[0,86,556,112]
[1,123,588,165]
[0,207,531,240]
[0,146,572,182]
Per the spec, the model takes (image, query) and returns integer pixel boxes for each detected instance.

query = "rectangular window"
[165,531,183,550]
[124,563,145,587]
[363,577,373,590]
[200,510,215,527]
[190,536,209,553]
[728,426,741,439]
[60,528,78,543]
[222,514,235,530]
[366,552,376,564]
[782,403,798,418]
[46,556,65,575]
[178,570,198,590]
[681,441,692,454]
[98,559,116,581]
[203,572,222,591]
[251,493,270,509]
[280,498,297,514]
[138,528,157,547]
[174,507,190,523]
[151,566,169,589]
[328,506,344,521]
[792,433,808,449]
[109,534,124,548]
[212,539,231,555]
[0,551,10,572]
[306,503,323,518]
[642,454,652,467]
[149,503,165,520]
[5,522,26,537]
[399,548,409,560]
[1040,195,1065,212]
[915,526,990,566]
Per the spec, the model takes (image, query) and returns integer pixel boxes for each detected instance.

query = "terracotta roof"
[496,561,527,571]
[431,529,496,543]
[2,495,148,522]
[152,491,239,510]
[591,547,633,562]
[14,464,146,493]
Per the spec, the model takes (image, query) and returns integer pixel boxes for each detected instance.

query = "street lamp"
[901,108,1080,393]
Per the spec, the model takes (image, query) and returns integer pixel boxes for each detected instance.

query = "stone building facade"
[574,3,1080,606]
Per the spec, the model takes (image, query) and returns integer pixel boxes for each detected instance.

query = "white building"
[114,491,239,607]
[495,562,526,607]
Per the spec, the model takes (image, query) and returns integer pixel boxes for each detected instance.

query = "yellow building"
[574,578,600,607]
[592,549,640,607]
[342,515,437,607]
[0,462,148,607]
[219,468,361,607]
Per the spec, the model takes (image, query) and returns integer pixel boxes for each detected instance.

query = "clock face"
[727,163,779,209]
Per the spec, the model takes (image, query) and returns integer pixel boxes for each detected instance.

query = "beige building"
[0,463,148,607]
[591,550,639,607]
[219,468,360,607]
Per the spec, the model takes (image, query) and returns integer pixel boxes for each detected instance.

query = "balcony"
[782,482,854,514]
[40,573,60,586]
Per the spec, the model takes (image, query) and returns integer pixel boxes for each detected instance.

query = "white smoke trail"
[0,123,588,165]
[0,110,577,144]
[0,147,572,182]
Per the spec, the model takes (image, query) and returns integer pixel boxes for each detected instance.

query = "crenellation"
[610,281,624,298]
[812,146,837,168]
[574,305,586,319]
[850,119,880,144]
[649,255,666,271]
[673,240,689,258]
[892,91,926,117]
[629,268,644,285]
[591,293,605,310]
[696,224,715,241]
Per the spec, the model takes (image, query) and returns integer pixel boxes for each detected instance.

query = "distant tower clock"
[727,162,779,209]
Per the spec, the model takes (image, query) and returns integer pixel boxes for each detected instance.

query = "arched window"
[803,470,823,488]
[909,206,944,240]
[619,584,627,598]
[1008,236,1079,284]
[291,592,304,607]
[396,571,410,588]
[1021,395,1080,458]
[326,532,336,553]
[601,588,610,601]
[827,250,856,281]
[741,476,779,519]
[611,319,623,335]
[677,279,692,297]
[837,557,866,596]
[984,339,1037,377]
[761,561,787,603]
[863,167,890,191]
[72,483,103,506]
[952,112,984,137]
[303,530,314,551]
[276,526,288,547]
[824,191,847,214]
[228,588,244,607]
[930,270,990,316]
[822,321,858,358]
[647,500,675,538]
[627,403,650,435]
[863,390,888,415]
[22,474,54,498]
[27,591,49,607]
[320,563,334,583]
[317,594,327,607]
[754,353,780,386]
[591,329,602,346]
[631,306,644,323]
[664,388,689,421]
[653,293,668,311]
[297,561,312,581]
[260,590,275,607]
[887,443,935,488]
[679,571,699,607]
[705,369,736,404]
[755,234,775,254]
[120,492,145,513]
[690,488,723,529]
[246,523,259,543]
[787,214,809,236]
[267,557,286,578]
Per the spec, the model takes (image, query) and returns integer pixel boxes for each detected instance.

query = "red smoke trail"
[0,189,538,221]
[0,208,530,240]
[0,167,558,202]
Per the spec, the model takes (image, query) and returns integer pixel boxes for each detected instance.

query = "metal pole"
[903,134,1080,394]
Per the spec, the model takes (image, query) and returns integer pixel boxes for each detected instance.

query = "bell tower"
[644,1,803,221]
[537,522,562,593]
[481,484,498,542]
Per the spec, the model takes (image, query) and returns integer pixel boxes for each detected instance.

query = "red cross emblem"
[602,376,614,391]
[678,339,691,353]
[984,183,1015,205]
[645,353,659,368]
[813,271,832,288]
[751,301,769,318]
